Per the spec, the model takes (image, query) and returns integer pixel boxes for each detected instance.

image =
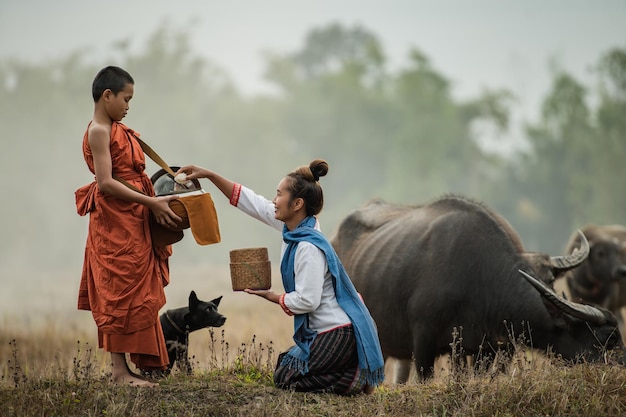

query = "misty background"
[1,0,625,322]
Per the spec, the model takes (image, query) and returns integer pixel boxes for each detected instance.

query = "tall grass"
[2,317,626,416]
[3,266,626,415]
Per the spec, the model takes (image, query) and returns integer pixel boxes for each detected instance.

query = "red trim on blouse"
[279,293,294,316]
[230,183,242,206]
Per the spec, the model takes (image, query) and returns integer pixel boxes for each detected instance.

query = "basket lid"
[229,247,269,263]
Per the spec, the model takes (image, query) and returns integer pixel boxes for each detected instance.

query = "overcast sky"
[1,0,625,121]
[0,1,624,314]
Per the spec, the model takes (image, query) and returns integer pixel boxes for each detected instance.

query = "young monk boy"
[75,66,182,386]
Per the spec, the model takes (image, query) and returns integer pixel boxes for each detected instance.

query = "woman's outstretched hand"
[244,289,280,304]
[176,165,210,180]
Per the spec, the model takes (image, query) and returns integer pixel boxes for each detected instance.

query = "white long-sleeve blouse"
[230,183,351,333]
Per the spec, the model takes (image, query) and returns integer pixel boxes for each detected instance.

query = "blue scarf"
[280,216,385,386]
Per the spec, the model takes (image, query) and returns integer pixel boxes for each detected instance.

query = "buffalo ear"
[211,296,223,307]
[189,291,199,309]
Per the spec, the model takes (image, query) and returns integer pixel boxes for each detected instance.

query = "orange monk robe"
[75,122,171,370]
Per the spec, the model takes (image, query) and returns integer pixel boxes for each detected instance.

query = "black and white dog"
[142,290,226,377]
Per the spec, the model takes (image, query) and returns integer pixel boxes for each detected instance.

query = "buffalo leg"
[392,358,412,384]
[412,331,436,380]
[618,307,626,345]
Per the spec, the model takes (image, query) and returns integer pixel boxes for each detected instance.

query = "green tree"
[264,23,511,225]
[527,72,594,250]
[592,48,626,222]
[264,23,394,219]
[385,49,513,203]
[499,47,626,253]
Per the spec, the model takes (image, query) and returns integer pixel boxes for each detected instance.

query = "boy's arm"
[88,123,182,227]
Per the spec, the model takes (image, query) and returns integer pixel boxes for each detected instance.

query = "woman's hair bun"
[309,159,328,182]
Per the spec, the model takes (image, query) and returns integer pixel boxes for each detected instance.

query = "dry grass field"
[1,264,295,372]
[2,265,626,416]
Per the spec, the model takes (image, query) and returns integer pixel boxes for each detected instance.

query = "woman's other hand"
[244,289,280,304]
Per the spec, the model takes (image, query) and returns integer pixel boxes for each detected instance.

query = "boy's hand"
[150,195,182,227]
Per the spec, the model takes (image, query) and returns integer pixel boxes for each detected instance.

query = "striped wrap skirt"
[273,324,368,395]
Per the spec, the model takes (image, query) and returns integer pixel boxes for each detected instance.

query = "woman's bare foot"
[363,384,375,395]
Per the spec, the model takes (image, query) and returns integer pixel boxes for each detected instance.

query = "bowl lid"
[150,166,202,196]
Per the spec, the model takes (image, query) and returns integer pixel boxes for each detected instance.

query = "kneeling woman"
[177,159,384,395]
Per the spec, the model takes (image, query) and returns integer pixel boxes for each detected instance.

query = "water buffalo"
[331,196,624,382]
[559,225,626,308]
[556,225,626,343]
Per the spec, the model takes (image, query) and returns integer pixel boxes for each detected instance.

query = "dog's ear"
[210,296,223,307]
[189,291,199,309]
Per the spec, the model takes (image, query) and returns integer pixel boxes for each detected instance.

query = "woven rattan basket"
[229,247,271,291]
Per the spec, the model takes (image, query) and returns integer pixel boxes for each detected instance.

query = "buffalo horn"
[519,269,608,325]
[549,230,589,270]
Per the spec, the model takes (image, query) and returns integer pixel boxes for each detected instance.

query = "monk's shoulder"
[88,121,111,146]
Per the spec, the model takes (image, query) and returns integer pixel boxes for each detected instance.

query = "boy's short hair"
[92,66,134,102]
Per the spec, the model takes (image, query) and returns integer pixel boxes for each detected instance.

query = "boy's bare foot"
[363,384,375,395]
[109,353,160,386]
[130,369,156,381]
[111,373,158,387]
